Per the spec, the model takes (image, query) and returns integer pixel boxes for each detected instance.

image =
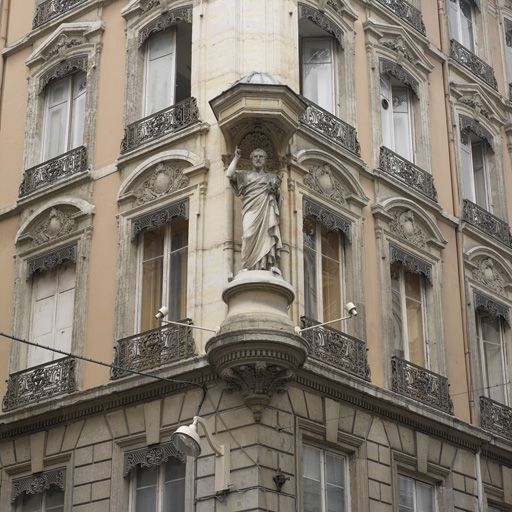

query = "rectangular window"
[28,264,75,368]
[43,72,86,161]
[391,263,428,367]
[19,488,65,512]
[399,475,435,512]
[380,77,414,162]
[477,312,509,404]
[301,37,335,113]
[461,137,489,210]
[303,217,344,331]
[138,218,188,331]
[302,445,348,512]
[449,0,475,52]
[131,459,185,512]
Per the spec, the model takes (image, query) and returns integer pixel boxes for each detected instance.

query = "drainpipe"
[0,0,10,128]
[437,0,475,422]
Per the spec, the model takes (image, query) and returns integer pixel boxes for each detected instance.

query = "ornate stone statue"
[227,147,282,271]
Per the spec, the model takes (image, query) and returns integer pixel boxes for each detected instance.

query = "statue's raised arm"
[226,147,282,271]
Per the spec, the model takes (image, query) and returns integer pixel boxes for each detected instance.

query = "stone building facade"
[0,0,511,511]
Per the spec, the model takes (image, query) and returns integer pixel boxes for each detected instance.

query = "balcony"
[120,98,200,154]
[19,146,88,198]
[391,356,453,414]
[300,317,371,381]
[299,97,361,156]
[111,321,196,379]
[374,0,426,35]
[33,0,87,28]
[450,39,498,90]
[2,357,76,412]
[462,199,512,248]
[379,146,438,201]
[480,396,512,441]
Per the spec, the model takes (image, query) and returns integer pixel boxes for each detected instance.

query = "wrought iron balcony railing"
[2,357,76,412]
[121,98,200,154]
[19,146,88,198]
[379,146,438,201]
[480,396,512,441]
[462,199,512,248]
[450,39,498,90]
[299,97,361,156]
[374,0,426,35]
[391,356,453,414]
[111,321,196,379]
[300,317,371,381]
[33,0,87,28]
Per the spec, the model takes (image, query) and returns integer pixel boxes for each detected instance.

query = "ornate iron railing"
[462,199,512,247]
[391,356,453,414]
[300,317,371,381]
[121,98,200,153]
[480,396,512,441]
[299,97,361,156]
[2,357,76,412]
[450,39,498,90]
[374,0,426,35]
[33,0,87,28]
[19,146,88,197]
[111,321,196,379]
[379,146,438,201]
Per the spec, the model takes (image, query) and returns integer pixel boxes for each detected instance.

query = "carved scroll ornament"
[27,244,77,277]
[124,442,184,477]
[31,208,76,246]
[11,469,65,502]
[138,6,192,46]
[39,55,87,93]
[304,163,346,206]
[303,196,351,241]
[389,210,427,248]
[472,258,506,295]
[389,243,432,283]
[132,198,188,238]
[298,3,344,47]
[380,58,419,97]
[460,115,494,150]
[135,163,190,205]
[474,291,510,324]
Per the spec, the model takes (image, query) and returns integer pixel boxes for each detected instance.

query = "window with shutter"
[449,0,475,52]
[461,134,490,210]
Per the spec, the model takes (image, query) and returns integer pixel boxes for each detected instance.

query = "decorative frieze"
[33,0,87,28]
[374,0,426,35]
[11,468,65,503]
[120,98,200,153]
[135,163,189,205]
[304,163,346,206]
[389,244,432,282]
[39,56,88,93]
[19,146,88,197]
[379,146,438,201]
[459,115,494,150]
[472,258,506,295]
[389,210,427,249]
[298,3,344,47]
[450,39,498,90]
[480,396,512,441]
[111,321,195,379]
[380,59,419,97]
[138,6,193,46]
[300,317,371,381]
[2,357,76,412]
[124,442,184,477]
[462,199,512,248]
[41,34,85,61]
[27,244,77,277]
[303,197,351,240]
[132,198,188,238]
[391,356,453,414]
[474,291,509,324]
[299,97,361,156]
[381,37,415,64]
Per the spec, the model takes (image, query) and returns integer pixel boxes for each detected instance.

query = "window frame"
[449,0,477,52]
[461,135,491,211]
[397,473,437,512]
[16,486,65,512]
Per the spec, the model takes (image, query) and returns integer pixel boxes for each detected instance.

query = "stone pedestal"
[205,271,307,421]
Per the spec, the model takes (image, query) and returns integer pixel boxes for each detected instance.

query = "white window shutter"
[54,265,75,354]
[460,0,475,51]
[380,76,393,149]
[71,72,87,149]
[461,137,475,202]
[392,86,413,161]
[471,142,488,209]
[449,0,460,43]
[44,78,71,160]
[145,30,176,115]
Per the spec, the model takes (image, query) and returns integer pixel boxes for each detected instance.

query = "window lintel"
[460,114,494,150]
[303,196,351,241]
[26,244,77,278]
[474,290,510,325]
[298,2,344,47]
[138,5,192,47]
[380,58,419,97]
[389,243,432,283]
[11,467,66,503]
[123,442,185,477]
[38,55,88,94]
[132,197,189,239]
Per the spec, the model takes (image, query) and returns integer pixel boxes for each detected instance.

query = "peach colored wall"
[5,0,31,46]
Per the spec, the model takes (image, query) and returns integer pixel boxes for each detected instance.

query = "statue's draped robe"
[230,170,282,270]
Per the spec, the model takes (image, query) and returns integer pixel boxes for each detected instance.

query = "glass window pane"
[399,475,414,512]
[135,467,157,512]
[71,73,86,149]
[45,100,68,159]
[303,219,318,320]
[461,137,475,202]
[381,76,394,149]
[164,458,186,482]
[46,488,65,511]
[163,479,185,512]
[481,315,506,403]
[416,482,434,512]
[471,142,488,209]
[326,485,345,512]
[391,263,404,350]
[169,219,188,321]
[460,0,474,51]
[302,38,334,113]
[392,87,413,161]
[303,446,322,512]
[404,271,425,366]
[325,453,345,486]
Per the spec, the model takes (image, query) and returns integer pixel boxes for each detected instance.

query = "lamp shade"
[170,423,201,457]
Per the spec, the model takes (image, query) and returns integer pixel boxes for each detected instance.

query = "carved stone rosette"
[205,271,308,421]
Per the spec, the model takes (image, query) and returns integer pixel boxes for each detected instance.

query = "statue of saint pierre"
[226,147,282,271]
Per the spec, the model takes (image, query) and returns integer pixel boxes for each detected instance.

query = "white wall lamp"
[171,416,230,493]
[294,301,358,335]
[155,306,219,334]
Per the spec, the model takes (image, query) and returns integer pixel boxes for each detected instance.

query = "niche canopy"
[209,72,307,153]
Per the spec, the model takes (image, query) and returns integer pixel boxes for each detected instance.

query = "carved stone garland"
[389,210,427,249]
[389,244,432,283]
[11,468,65,503]
[460,115,494,150]
[39,55,88,93]
[474,291,510,325]
[132,198,188,238]
[31,208,76,246]
[304,164,346,206]
[380,58,419,97]
[298,3,344,47]
[303,196,351,240]
[123,442,185,477]
[472,258,506,295]
[27,244,77,278]
[135,164,190,205]
[138,6,193,46]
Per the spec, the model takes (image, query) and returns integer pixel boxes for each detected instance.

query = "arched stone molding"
[465,246,512,297]
[23,22,104,172]
[372,197,448,387]
[364,22,434,172]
